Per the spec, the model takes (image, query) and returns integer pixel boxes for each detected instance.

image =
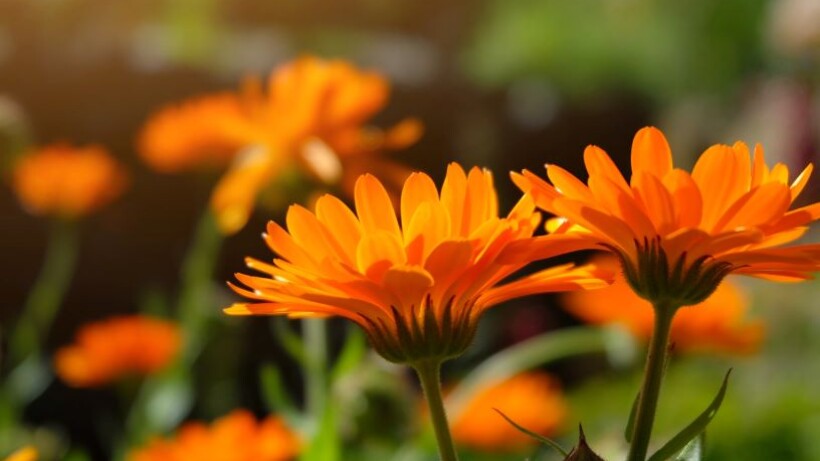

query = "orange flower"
[2,447,37,461]
[128,410,300,461]
[54,316,181,387]
[564,255,764,354]
[450,372,567,452]
[138,56,422,234]
[512,127,820,306]
[225,163,611,364]
[12,144,127,218]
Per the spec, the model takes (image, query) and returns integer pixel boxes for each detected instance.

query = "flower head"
[54,316,181,387]
[513,127,820,306]
[128,410,300,461]
[12,143,127,218]
[450,372,567,452]
[226,164,610,364]
[139,56,421,234]
[564,255,764,354]
[2,447,37,461]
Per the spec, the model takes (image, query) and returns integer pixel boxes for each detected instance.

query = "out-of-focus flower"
[512,126,819,307]
[139,56,422,234]
[450,372,567,452]
[12,144,127,218]
[128,410,300,461]
[2,447,37,461]
[54,316,181,387]
[225,163,611,364]
[564,255,764,354]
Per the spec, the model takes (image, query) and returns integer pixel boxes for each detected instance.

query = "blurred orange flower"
[564,255,764,354]
[139,56,422,234]
[54,316,181,387]
[225,163,611,364]
[128,410,300,461]
[12,144,127,218]
[512,127,819,306]
[2,447,37,461]
[449,372,567,452]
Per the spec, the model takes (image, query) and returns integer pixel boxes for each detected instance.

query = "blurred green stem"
[304,318,328,420]
[11,219,79,363]
[178,210,222,360]
[414,360,459,461]
[626,302,677,461]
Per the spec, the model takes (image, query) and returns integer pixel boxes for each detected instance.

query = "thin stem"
[414,360,460,461]
[178,210,223,360]
[10,219,79,363]
[304,318,328,419]
[626,302,677,461]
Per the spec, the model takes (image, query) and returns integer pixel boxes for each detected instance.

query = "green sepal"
[493,408,568,457]
[647,369,731,461]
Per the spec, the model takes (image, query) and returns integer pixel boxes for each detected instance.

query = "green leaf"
[448,327,624,418]
[301,400,340,461]
[647,369,731,461]
[271,318,307,365]
[330,328,366,382]
[625,390,640,443]
[674,434,704,461]
[259,363,299,420]
[493,408,568,457]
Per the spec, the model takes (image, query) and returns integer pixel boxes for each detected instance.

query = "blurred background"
[0,0,818,460]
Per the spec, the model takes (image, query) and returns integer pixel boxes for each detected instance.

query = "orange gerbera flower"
[2,447,37,461]
[54,316,181,387]
[450,372,567,452]
[564,255,763,354]
[12,144,127,218]
[128,410,300,461]
[139,55,422,234]
[226,163,611,364]
[512,127,819,307]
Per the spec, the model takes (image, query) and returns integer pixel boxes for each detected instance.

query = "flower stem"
[414,360,460,461]
[11,219,79,363]
[626,302,677,461]
[178,210,222,359]
[304,317,328,419]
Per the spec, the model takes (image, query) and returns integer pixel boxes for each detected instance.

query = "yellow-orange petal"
[631,126,673,180]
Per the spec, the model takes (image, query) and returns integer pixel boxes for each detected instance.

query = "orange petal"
[631,127,673,180]
[354,174,401,237]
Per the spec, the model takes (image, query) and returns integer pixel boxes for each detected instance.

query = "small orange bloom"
[450,372,567,452]
[226,163,611,364]
[139,56,421,234]
[12,144,127,218]
[128,410,300,461]
[512,127,819,306]
[564,255,764,354]
[54,316,181,387]
[2,447,37,461]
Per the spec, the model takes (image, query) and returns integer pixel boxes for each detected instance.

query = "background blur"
[1,1,818,460]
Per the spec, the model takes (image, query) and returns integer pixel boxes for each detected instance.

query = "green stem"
[178,210,222,360]
[10,219,79,363]
[304,318,328,419]
[626,302,677,461]
[414,360,460,461]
